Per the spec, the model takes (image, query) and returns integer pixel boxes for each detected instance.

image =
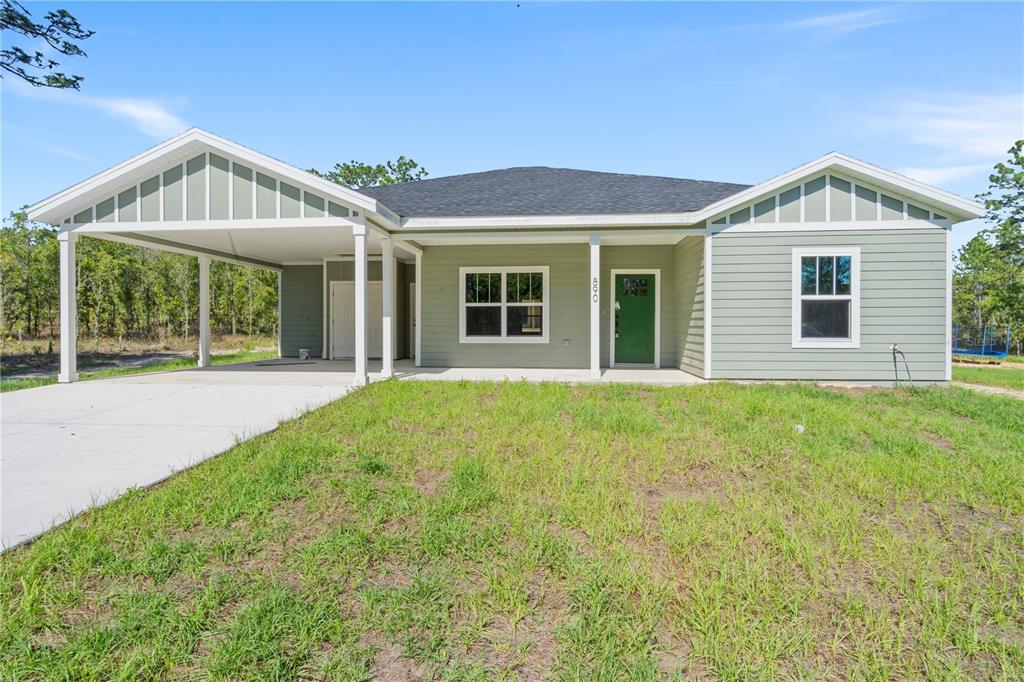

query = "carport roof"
[359,166,751,218]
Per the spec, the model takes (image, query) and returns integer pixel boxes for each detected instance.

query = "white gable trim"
[26,128,400,228]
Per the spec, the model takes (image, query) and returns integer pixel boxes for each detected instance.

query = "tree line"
[953,141,1024,356]
[1,210,279,343]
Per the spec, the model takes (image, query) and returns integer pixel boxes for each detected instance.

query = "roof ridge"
[377,165,751,189]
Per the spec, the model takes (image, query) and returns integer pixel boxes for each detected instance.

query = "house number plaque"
[591,277,599,303]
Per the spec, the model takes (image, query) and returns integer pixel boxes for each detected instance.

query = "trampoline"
[952,324,1012,359]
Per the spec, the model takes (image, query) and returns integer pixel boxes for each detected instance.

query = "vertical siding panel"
[675,236,705,375]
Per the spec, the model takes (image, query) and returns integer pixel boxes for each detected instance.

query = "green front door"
[614,273,655,364]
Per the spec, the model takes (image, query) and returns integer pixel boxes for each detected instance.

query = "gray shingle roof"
[357,166,749,218]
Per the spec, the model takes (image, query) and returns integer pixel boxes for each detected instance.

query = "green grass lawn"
[953,364,1024,391]
[2,382,1023,679]
[0,350,278,393]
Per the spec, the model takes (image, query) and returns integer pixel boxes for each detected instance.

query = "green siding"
[233,165,253,220]
[420,244,589,368]
[417,244,681,369]
[280,265,322,357]
[710,228,948,382]
[328,201,350,218]
[163,166,183,221]
[880,194,903,220]
[256,172,277,219]
[804,177,826,221]
[280,182,301,219]
[186,154,206,221]
[304,193,325,218]
[855,185,877,221]
[117,187,137,222]
[828,177,852,222]
[96,197,115,223]
[778,187,800,222]
[209,154,230,220]
[140,176,160,221]
[73,208,92,224]
[753,197,775,223]
[674,236,704,376]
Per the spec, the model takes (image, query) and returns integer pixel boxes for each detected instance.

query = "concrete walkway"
[1,359,703,550]
[1,364,352,549]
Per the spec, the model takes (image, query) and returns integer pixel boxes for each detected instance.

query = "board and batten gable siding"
[709,228,948,382]
[674,236,705,375]
[60,152,357,226]
[420,244,590,368]
[280,265,323,357]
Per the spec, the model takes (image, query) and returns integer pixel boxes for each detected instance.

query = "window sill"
[460,336,549,344]
[791,339,860,349]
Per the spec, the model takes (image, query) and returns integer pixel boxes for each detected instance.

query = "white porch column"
[353,219,369,386]
[414,251,422,367]
[380,237,394,379]
[589,234,601,380]
[198,256,211,368]
[57,231,78,383]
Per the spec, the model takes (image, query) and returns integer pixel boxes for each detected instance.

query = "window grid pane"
[801,257,817,295]
[817,256,835,296]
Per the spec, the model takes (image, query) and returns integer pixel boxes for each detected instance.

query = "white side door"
[330,281,383,359]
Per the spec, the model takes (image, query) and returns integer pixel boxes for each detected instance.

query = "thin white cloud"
[781,8,900,35]
[44,144,91,161]
[6,78,188,138]
[898,163,992,186]
[871,93,1024,160]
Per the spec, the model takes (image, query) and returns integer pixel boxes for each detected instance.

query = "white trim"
[198,255,211,368]
[79,230,282,271]
[67,217,361,234]
[609,268,661,368]
[380,237,394,378]
[589,235,601,380]
[204,152,210,221]
[711,219,948,234]
[791,247,861,349]
[703,233,713,380]
[321,259,328,359]
[398,228,702,243]
[458,266,550,344]
[57,231,78,383]
[945,228,952,381]
[277,270,283,358]
[353,220,368,386]
[414,252,422,366]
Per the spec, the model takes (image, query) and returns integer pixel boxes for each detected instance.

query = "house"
[26,128,984,386]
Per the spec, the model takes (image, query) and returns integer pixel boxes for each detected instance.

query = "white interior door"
[331,281,383,359]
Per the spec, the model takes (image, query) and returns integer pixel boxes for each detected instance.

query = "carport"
[26,128,422,388]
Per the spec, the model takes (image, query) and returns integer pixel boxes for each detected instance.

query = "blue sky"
[3,2,1022,252]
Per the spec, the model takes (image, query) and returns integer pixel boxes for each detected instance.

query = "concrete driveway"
[1,361,353,549]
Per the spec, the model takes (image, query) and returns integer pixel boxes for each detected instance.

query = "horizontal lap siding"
[421,244,590,368]
[281,265,323,358]
[601,246,677,368]
[710,228,948,382]
[674,236,704,375]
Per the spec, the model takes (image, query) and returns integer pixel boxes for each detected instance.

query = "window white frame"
[791,247,860,349]
[458,266,550,344]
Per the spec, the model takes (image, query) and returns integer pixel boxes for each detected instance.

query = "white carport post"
[57,231,78,383]
[380,237,394,379]
[198,256,211,368]
[589,234,601,381]
[415,251,422,367]
[353,218,369,386]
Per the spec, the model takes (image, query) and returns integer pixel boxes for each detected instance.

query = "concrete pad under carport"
[1,364,353,549]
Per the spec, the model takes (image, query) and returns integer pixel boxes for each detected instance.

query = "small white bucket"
[298,348,310,360]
